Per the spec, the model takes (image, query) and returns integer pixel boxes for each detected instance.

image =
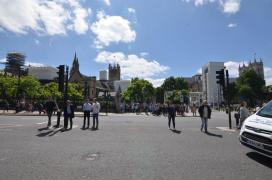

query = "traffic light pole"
[64,66,69,103]
[226,70,232,129]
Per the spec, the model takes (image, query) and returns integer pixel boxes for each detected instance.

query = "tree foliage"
[4,52,26,76]
[236,69,265,105]
[161,76,189,91]
[122,78,155,103]
[0,75,83,101]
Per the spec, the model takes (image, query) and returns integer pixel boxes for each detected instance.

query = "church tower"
[108,63,121,81]
[70,52,79,77]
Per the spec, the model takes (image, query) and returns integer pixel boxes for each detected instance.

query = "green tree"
[161,76,189,91]
[236,69,265,105]
[41,82,62,99]
[67,83,84,101]
[122,78,155,103]
[4,52,26,76]
[19,76,41,99]
[155,87,164,104]
[0,75,17,98]
[158,76,189,104]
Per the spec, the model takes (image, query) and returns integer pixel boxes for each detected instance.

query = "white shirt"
[92,102,100,114]
[203,106,208,118]
[83,102,92,111]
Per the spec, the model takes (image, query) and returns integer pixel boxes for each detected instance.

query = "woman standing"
[239,101,250,129]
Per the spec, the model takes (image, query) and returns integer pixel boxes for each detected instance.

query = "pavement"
[0,111,271,180]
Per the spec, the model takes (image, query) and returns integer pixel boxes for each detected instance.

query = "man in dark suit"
[167,102,176,130]
[44,97,57,128]
[198,100,212,133]
[63,100,75,130]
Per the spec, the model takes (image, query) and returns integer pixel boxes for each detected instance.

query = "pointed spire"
[74,52,77,61]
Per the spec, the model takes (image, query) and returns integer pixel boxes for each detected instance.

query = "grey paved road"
[0,112,271,180]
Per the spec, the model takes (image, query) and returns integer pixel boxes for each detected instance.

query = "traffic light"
[57,65,65,92]
[216,69,225,87]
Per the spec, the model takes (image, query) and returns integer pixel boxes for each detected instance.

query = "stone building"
[239,59,264,80]
[69,53,96,98]
[108,64,120,81]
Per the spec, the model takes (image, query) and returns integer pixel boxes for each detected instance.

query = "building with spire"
[69,53,96,98]
[238,58,264,80]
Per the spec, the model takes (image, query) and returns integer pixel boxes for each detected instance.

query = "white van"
[239,100,272,158]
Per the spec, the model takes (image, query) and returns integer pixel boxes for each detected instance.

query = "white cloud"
[91,11,136,48]
[145,78,165,88]
[182,0,241,14]
[103,0,110,6]
[0,0,90,35]
[228,23,237,28]
[264,67,272,86]
[0,58,6,63]
[25,61,45,67]
[224,61,246,77]
[128,8,136,14]
[96,51,169,79]
[221,0,241,14]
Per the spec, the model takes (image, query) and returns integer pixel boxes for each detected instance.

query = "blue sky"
[0,0,272,86]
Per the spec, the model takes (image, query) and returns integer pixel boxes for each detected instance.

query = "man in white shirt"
[92,98,101,130]
[82,99,92,129]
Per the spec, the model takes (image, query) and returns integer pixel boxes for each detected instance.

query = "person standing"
[239,101,250,129]
[167,102,176,130]
[63,100,75,130]
[92,98,100,130]
[44,97,57,128]
[198,100,211,133]
[192,103,197,116]
[82,99,92,129]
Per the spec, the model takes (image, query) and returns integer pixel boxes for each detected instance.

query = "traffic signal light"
[216,69,225,87]
[57,65,65,92]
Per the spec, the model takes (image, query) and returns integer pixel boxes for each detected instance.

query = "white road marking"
[36,120,57,125]
[0,124,23,128]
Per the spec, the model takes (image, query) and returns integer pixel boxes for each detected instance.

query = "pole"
[106,90,108,115]
[64,66,69,103]
[226,70,232,129]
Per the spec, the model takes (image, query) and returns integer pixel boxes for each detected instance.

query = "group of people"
[167,100,211,133]
[44,97,100,131]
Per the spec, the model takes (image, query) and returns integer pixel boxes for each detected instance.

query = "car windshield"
[257,101,272,118]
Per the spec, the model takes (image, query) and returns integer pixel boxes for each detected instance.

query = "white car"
[239,100,272,158]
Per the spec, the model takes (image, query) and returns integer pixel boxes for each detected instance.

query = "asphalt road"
[0,112,271,180]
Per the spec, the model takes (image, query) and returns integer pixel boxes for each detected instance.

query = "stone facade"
[69,53,96,98]
[108,64,120,81]
[239,59,264,80]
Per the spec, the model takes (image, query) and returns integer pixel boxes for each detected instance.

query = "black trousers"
[47,111,53,127]
[55,111,62,128]
[83,111,91,128]
[64,114,73,129]
[93,113,99,128]
[168,115,175,129]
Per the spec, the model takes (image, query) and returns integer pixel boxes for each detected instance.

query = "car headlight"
[241,123,246,131]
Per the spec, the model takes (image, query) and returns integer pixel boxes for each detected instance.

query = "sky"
[0,0,272,86]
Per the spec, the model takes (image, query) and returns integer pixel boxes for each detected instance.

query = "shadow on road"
[36,130,54,137]
[171,129,181,134]
[246,152,272,169]
[38,127,49,131]
[37,126,66,137]
[205,131,223,138]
